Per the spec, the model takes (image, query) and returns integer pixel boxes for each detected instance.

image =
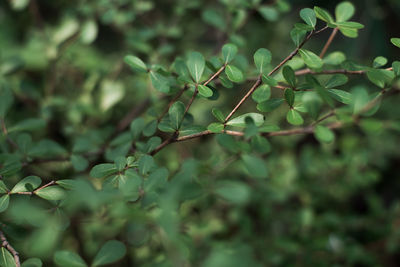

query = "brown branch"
[224,77,262,122]
[0,230,20,267]
[312,110,336,126]
[13,180,56,195]
[223,26,328,123]
[295,67,393,76]
[33,180,56,193]
[319,27,338,58]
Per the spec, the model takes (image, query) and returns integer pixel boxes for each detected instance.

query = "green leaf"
[0,181,9,194]
[70,154,89,172]
[212,108,225,122]
[335,21,364,29]
[302,92,322,120]
[219,75,233,88]
[258,6,279,21]
[215,181,251,204]
[144,167,168,192]
[335,1,355,22]
[314,6,334,24]
[252,84,271,103]
[0,159,21,177]
[138,155,155,175]
[373,56,387,68]
[226,113,264,127]
[198,84,213,98]
[56,180,77,190]
[366,69,395,88]
[257,98,284,112]
[225,64,244,83]
[323,51,346,65]
[180,125,206,137]
[253,48,272,74]
[114,156,126,171]
[262,75,278,86]
[287,109,304,125]
[21,258,42,267]
[90,163,118,178]
[8,118,46,133]
[80,20,97,44]
[0,195,10,213]
[168,101,185,130]
[207,123,224,133]
[307,75,334,107]
[284,88,295,107]
[393,61,400,76]
[0,247,15,267]
[54,251,87,267]
[120,169,142,201]
[241,154,268,178]
[11,176,41,193]
[202,9,226,31]
[299,49,323,69]
[338,26,358,38]
[282,66,296,87]
[143,120,157,136]
[0,85,13,118]
[99,80,125,111]
[187,51,205,83]
[124,55,147,73]
[222,43,238,64]
[300,8,316,28]
[325,74,348,88]
[92,240,126,267]
[130,118,145,140]
[251,135,271,154]
[391,38,400,48]
[328,89,352,104]
[149,71,170,93]
[290,28,306,47]
[35,186,66,200]
[314,125,335,143]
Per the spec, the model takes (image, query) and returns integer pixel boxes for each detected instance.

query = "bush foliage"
[0,0,400,266]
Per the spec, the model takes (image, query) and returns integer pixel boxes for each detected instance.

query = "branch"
[14,180,56,195]
[223,26,328,123]
[319,27,338,58]
[295,67,393,76]
[0,230,20,267]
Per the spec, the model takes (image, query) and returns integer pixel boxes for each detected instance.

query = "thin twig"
[312,110,336,126]
[319,27,338,58]
[295,67,393,76]
[33,180,56,193]
[0,230,20,267]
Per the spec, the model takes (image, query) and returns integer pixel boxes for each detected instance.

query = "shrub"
[0,0,400,266]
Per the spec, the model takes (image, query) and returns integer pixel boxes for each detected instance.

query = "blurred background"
[1,0,400,266]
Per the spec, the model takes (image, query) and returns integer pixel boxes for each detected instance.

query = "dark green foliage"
[1,1,400,266]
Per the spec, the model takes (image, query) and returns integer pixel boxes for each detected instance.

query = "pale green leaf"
[226,113,264,127]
